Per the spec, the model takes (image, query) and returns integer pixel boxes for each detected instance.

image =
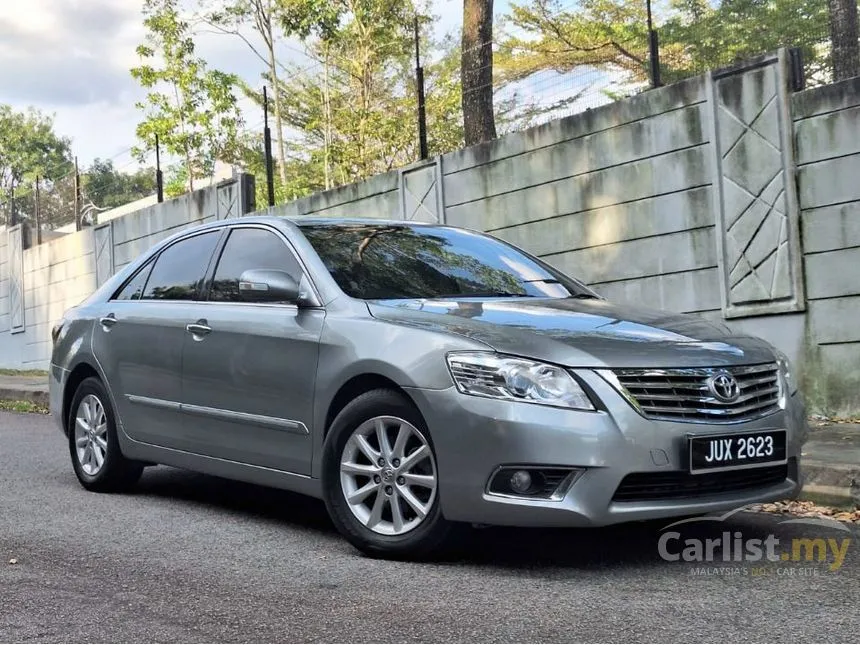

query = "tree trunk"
[461,0,496,146]
[829,0,860,81]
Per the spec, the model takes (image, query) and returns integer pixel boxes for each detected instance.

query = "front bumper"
[406,370,807,527]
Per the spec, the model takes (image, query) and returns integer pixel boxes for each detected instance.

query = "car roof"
[285,216,437,228]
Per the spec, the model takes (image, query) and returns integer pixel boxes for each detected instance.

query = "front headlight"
[446,352,595,410]
[775,349,797,397]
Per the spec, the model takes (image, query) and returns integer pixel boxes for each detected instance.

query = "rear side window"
[114,262,153,301]
[210,228,303,302]
[142,231,220,301]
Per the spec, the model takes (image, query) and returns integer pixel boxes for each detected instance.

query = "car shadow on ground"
[130,465,789,570]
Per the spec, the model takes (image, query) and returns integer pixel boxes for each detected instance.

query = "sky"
[0,0,473,171]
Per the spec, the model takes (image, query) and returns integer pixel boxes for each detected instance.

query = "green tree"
[662,0,830,81]
[131,0,244,194]
[198,0,291,183]
[276,0,420,185]
[83,159,158,210]
[227,1,561,200]
[0,106,73,194]
[0,105,73,227]
[497,0,831,91]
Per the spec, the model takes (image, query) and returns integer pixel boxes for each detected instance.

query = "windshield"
[297,223,595,300]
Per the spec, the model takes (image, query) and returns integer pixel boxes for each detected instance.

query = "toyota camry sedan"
[50,216,808,558]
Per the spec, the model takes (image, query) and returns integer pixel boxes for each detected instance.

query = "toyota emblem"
[707,372,740,402]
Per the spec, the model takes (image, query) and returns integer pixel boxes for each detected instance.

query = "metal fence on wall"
[0,173,79,242]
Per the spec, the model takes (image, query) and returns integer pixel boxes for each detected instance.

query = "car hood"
[367,297,776,369]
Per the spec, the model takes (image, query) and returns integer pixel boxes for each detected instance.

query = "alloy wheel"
[74,394,108,476]
[339,415,437,536]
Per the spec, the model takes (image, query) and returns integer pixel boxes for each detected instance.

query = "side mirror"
[238,269,300,304]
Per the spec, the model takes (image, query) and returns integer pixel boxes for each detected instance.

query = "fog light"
[509,470,532,494]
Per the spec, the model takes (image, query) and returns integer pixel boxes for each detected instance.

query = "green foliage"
[83,159,158,209]
[230,0,566,199]
[0,400,49,415]
[0,105,72,194]
[232,0,430,195]
[496,0,654,86]
[661,0,830,81]
[276,0,344,39]
[131,0,244,192]
[497,0,831,90]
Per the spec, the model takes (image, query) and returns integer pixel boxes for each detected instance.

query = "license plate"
[689,429,787,474]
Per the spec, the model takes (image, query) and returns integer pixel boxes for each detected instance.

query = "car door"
[92,229,222,449]
[180,224,324,475]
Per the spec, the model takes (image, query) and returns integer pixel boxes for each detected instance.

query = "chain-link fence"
[486,0,857,131]
[0,154,161,242]
[0,173,78,237]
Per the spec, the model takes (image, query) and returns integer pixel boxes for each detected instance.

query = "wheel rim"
[74,394,108,476]
[340,415,437,536]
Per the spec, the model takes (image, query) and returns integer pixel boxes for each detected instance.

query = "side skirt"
[119,431,324,500]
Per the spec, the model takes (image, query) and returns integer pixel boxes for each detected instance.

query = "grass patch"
[0,400,49,414]
[0,369,49,378]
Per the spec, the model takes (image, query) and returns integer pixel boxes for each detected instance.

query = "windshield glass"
[298,223,594,300]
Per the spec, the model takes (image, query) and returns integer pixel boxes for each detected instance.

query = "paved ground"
[2,412,859,643]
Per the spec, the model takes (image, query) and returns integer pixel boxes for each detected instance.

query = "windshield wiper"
[569,293,601,299]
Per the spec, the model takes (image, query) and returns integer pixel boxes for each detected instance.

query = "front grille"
[612,363,781,423]
[612,461,791,502]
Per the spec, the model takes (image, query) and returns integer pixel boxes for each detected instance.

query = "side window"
[113,261,154,301]
[210,228,303,303]
[142,231,220,301]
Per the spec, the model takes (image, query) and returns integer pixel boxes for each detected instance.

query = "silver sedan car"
[50,217,807,558]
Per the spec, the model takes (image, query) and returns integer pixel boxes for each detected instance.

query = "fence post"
[74,156,82,231]
[34,177,42,245]
[646,0,662,88]
[155,134,164,203]
[8,186,16,227]
[263,85,275,207]
[414,17,429,160]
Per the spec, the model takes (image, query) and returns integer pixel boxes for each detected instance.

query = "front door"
[180,225,322,476]
[92,229,222,449]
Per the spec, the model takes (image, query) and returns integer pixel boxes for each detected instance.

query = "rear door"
[180,225,323,475]
[93,229,222,449]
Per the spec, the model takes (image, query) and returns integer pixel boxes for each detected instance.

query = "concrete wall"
[2,49,859,414]
[792,76,860,413]
[0,176,253,369]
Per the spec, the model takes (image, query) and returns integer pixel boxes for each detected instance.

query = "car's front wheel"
[68,377,143,492]
[322,389,457,559]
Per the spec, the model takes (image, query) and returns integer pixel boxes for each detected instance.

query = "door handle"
[185,321,212,337]
[99,314,117,330]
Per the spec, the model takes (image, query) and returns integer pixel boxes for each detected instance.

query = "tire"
[68,377,143,493]
[322,389,458,560]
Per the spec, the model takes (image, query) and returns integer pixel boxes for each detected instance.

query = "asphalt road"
[2,411,858,643]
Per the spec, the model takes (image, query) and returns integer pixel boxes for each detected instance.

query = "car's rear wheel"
[322,389,458,559]
[68,377,143,492]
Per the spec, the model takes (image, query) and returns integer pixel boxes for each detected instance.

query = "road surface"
[1,411,858,642]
